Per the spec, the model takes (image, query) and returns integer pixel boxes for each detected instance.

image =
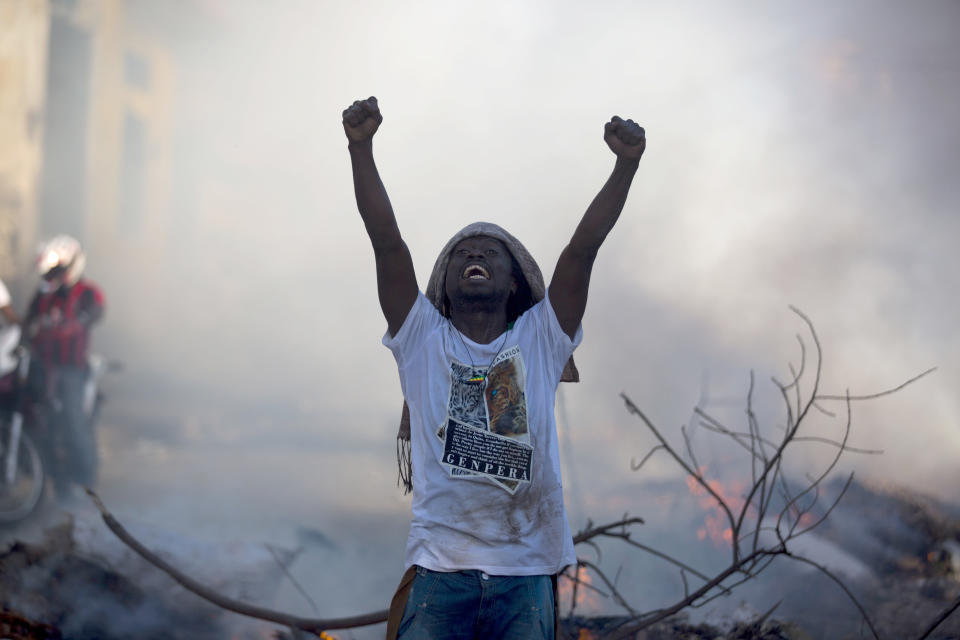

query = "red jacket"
[26,279,105,367]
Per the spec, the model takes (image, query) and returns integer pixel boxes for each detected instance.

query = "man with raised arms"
[343,96,645,640]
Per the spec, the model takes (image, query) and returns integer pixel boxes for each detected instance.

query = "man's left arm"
[549,116,646,339]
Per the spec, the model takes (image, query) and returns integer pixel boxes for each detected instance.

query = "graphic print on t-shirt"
[440,345,532,494]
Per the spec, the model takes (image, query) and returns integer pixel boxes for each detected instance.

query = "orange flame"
[797,512,817,529]
[558,565,602,615]
[686,469,750,547]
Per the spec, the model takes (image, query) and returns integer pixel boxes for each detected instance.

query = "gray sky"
[78,0,960,626]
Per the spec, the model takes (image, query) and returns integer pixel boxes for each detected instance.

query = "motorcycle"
[0,324,111,523]
[0,325,44,522]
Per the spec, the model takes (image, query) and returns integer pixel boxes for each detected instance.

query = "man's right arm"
[343,97,418,337]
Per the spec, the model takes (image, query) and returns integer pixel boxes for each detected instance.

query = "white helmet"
[37,235,86,290]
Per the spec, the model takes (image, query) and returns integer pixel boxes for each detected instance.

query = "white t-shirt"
[384,291,582,576]
[0,280,10,308]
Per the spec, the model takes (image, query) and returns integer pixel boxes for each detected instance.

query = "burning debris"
[0,312,954,639]
[1,608,61,640]
[0,517,222,639]
[0,511,295,639]
[555,479,960,639]
[561,610,814,640]
[548,310,960,640]
[817,478,960,582]
[812,478,960,639]
[0,482,956,639]
[559,477,960,639]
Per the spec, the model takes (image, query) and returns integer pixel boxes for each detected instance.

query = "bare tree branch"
[604,549,778,639]
[697,416,882,455]
[572,517,644,544]
[85,489,388,636]
[776,391,852,539]
[602,307,936,639]
[812,400,837,418]
[746,370,760,487]
[578,559,637,617]
[690,554,777,610]
[789,436,881,454]
[621,394,739,563]
[630,444,666,472]
[265,544,319,615]
[681,424,700,472]
[816,367,937,402]
[780,333,807,392]
[695,410,760,459]
[616,538,721,589]
[782,552,880,640]
[793,472,855,538]
[916,593,960,640]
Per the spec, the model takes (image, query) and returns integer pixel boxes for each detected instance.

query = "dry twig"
[85,489,388,636]
[561,307,935,639]
[916,593,960,640]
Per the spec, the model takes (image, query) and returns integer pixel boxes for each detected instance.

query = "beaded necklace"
[450,320,512,384]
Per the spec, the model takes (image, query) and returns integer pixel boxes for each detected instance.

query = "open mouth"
[462,264,491,280]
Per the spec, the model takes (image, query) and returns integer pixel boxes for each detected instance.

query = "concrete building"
[0,0,176,302]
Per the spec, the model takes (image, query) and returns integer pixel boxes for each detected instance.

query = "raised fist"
[343,96,383,143]
[604,116,645,160]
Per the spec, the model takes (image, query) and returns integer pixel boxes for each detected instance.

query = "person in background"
[24,235,105,493]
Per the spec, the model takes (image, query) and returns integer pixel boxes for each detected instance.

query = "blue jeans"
[397,566,554,640]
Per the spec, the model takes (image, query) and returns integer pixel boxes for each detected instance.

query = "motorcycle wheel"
[0,419,45,523]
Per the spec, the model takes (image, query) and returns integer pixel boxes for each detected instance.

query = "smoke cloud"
[13,0,958,632]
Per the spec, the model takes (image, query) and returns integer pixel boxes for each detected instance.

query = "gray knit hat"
[396,222,579,493]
